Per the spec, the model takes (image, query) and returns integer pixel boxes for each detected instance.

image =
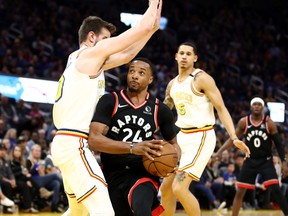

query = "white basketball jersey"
[53,48,105,133]
[170,69,215,128]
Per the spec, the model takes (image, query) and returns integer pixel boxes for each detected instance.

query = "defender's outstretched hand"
[233,139,250,158]
[152,0,162,31]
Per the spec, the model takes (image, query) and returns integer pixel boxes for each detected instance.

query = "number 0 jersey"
[91,89,178,169]
[244,114,272,159]
[53,47,105,133]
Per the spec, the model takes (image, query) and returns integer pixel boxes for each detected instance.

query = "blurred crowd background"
[0,0,287,213]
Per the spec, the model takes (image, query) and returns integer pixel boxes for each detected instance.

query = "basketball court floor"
[1,210,284,215]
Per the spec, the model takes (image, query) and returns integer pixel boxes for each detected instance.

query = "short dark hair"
[130,57,156,77]
[78,16,116,44]
[178,41,198,55]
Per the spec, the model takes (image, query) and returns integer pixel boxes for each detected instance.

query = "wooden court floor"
[1,209,284,216]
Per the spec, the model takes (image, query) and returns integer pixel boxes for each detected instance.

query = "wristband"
[232,137,238,141]
[130,143,134,154]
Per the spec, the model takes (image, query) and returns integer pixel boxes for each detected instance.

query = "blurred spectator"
[27,130,39,153]
[0,95,18,128]
[3,128,17,153]
[222,162,237,208]
[16,135,29,159]
[218,149,231,176]
[26,144,63,212]
[0,185,14,207]
[0,143,38,213]
[29,103,43,118]
[9,145,53,201]
[0,117,8,139]
[234,153,245,178]
[191,158,225,210]
[15,99,32,130]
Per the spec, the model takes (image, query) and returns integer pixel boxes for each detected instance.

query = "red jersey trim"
[120,89,149,109]
[112,92,118,117]
[127,178,160,214]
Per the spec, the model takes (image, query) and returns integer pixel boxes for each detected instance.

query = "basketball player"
[159,41,250,216]
[51,1,163,215]
[88,58,181,216]
[215,97,288,216]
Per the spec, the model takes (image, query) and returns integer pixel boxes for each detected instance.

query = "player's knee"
[160,181,172,196]
[172,182,182,196]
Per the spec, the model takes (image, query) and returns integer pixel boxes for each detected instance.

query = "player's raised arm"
[77,0,161,74]
[103,0,163,70]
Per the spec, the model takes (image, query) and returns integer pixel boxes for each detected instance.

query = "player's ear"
[148,76,153,84]
[88,31,95,43]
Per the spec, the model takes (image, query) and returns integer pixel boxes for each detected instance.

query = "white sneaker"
[0,197,14,207]
[217,201,226,211]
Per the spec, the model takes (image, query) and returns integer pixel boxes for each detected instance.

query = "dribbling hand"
[132,140,164,161]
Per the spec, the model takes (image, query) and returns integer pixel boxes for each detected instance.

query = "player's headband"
[250,97,264,106]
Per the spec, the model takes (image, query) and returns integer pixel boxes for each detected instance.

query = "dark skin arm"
[88,122,163,161]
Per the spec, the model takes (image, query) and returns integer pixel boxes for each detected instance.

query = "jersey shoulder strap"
[190,68,203,78]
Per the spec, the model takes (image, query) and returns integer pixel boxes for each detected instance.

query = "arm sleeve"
[271,133,286,162]
[91,93,115,126]
[157,102,179,141]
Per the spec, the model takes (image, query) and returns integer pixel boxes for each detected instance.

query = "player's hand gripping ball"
[142,141,178,177]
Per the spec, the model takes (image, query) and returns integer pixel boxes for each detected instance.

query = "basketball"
[142,141,178,177]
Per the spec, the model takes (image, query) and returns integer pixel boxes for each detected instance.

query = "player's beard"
[127,80,140,93]
[127,86,139,93]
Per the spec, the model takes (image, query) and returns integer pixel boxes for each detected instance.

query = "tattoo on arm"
[176,172,186,182]
[164,96,174,109]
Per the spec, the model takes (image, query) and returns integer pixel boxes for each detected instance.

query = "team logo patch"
[143,106,152,115]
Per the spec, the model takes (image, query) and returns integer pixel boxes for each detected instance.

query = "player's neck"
[251,113,263,122]
[178,67,195,81]
[80,42,92,48]
[126,90,148,106]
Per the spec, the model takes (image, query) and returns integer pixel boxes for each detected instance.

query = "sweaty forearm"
[89,134,131,154]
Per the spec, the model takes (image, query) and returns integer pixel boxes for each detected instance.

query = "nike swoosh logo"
[118,104,128,108]
[247,125,252,128]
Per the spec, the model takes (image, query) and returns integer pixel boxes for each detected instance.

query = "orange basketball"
[142,142,178,177]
